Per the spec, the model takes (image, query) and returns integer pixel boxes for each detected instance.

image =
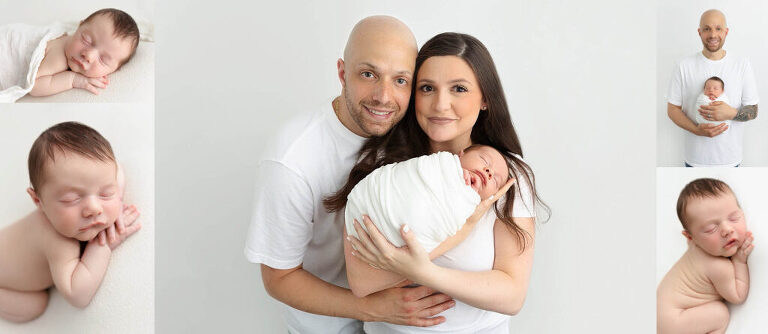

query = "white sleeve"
[511,169,535,218]
[244,160,314,269]
[741,58,759,106]
[667,61,684,107]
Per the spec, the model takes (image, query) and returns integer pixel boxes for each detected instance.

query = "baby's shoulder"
[38,35,69,77]
[694,253,732,277]
[26,210,78,253]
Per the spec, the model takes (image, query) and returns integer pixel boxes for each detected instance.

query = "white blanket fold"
[0,23,65,103]
[694,92,731,127]
[345,152,480,253]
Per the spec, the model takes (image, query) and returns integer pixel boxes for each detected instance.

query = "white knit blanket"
[345,152,480,253]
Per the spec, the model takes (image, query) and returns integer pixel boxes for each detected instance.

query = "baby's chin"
[72,223,114,242]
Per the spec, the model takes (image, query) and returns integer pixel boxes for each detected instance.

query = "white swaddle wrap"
[345,151,480,253]
[694,92,731,127]
[0,23,66,102]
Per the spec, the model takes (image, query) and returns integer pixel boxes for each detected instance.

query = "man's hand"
[361,284,455,327]
[732,231,754,264]
[695,122,728,137]
[699,101,737,122]
[72,72,109,95]
[96,204,141,250]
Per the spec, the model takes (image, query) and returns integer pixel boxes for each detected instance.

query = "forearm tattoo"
[733,104,758,121]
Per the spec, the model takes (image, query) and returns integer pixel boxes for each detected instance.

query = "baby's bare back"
[0,210,76,291]
[658,248,722,310]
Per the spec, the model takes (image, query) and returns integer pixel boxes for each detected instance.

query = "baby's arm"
[47,237,112,308]
[46,206,141,307]
[708,232,754,304]
[30,71,108,96]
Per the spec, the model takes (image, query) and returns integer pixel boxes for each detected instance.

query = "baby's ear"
[681,230,693,240]
[458,149,465,157]
[27,187,42,207]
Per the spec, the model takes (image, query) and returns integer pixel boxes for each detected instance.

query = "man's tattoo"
[733,104,758,121]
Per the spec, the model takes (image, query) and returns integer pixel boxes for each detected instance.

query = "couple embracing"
[245,16,545,334]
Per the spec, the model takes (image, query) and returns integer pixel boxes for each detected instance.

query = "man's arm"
[733,104,758,121]
[261,264,454,327]
[668,103,727,137]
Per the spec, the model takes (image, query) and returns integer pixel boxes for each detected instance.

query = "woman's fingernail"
[403,224,410,233]
[346,236,350,241]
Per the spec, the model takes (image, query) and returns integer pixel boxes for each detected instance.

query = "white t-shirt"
[667,52,759,166]
[364,165,535,334]
[244,101,366,334]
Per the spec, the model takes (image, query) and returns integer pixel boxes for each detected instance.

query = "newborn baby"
[344,144,510,296]
[0,122,141,323]
[694,76,730,128]
[657,178,754,334]
[0,8,139,101]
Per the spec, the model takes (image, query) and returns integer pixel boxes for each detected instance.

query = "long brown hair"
[324,32,548,250]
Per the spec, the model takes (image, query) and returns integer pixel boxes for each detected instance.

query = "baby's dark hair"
[704,76,725,90]
[463,144,513,180]
[676,178,737,230]
[28,122,115,192]
[81,8,140,67]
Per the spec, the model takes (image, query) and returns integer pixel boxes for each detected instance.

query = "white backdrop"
[156,0,656,333]
[0,104,154,333]
[657,1,768,166]
[656,168,767,334]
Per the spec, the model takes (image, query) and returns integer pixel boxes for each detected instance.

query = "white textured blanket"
[694,92,731,127]
[0,23,65,103]
[345,152,480,253]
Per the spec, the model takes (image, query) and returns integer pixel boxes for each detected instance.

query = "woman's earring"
[481,105,487,111]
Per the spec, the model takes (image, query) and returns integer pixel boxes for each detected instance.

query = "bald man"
[667,9,759,167]
[245,16,455,333]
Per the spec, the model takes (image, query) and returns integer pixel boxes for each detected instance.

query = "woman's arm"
[349,214,535,315]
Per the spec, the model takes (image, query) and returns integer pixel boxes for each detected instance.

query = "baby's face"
[704,80,724,100]
[64,14,134,78]
[34,153,121,241]
[460,146,509,200]
[684,191,747,257]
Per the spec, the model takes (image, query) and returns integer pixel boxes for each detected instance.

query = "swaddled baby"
[345,144,510,256]
[0,8,139,102]
[694,76,730,128]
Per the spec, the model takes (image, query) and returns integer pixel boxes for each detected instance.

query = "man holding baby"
[244,16,454,333]
[667,9,759,167]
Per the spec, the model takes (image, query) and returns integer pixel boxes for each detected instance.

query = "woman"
[325,32,546,333]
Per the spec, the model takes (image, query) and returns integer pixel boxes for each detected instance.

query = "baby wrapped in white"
[0,23,66,102]
[345,151,480,253]
[694,92,730,127]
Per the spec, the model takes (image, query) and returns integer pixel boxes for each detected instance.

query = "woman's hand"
[348,216,434,282]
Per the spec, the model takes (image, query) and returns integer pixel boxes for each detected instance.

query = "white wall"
[657,1,768,166]
[656,168,767,333]
[0,104,154,333]
[156,0,655,333]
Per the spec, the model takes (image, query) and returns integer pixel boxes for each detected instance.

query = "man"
[667,9,759,167]
[244,16,455,333]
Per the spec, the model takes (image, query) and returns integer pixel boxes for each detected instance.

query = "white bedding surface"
[17,42,154,103]
[0,105,154,333]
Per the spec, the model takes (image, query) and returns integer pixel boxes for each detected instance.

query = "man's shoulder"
[261,106,327,160]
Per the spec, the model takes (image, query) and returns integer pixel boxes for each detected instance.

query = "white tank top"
[363,210,510,333]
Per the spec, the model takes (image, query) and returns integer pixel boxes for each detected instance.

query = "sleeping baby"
[0,8,139,102]
[343,144,512,296]
[657,178,754,334]
[0,122,141,323]
[694,76,730,129]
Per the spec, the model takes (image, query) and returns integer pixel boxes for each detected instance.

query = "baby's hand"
[732,231,754,264]
[72,72,109,95]
[97,204,141,250]
[462,169,471,186]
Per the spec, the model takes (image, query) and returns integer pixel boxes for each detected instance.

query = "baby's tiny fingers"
[99,231,106,245]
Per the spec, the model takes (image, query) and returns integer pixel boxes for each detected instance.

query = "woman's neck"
[430,137,473,155]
